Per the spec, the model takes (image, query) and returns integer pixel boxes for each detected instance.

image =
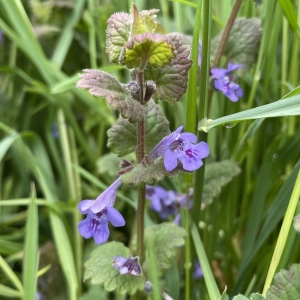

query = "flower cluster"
[211,63,244,102]
[146,185,193,225]
[149,125,210,172]
[78,177,125,244]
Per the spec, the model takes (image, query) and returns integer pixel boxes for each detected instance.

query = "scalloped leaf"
[84,242,144,295]
[107,99,170,157]
[138,33,192,104]
[121,33,175,69]
[143,223,186,275]
[106,12,132,64]
[131,4,159,36]
[266,263,300,300]
[77,69,143,123]
[203,160,241,205]
[121,157,177,187]
[211,18,262,68]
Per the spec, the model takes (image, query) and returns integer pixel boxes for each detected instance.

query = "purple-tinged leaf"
[77,69,143,123]
[120,33,175,70]
[134,33,192,104]
[107,99,170,157]
[106,12,132,64]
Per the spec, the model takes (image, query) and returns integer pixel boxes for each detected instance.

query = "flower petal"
[211,68,228,79]
[194,142,210,158]
[107,207,126,227]
[113,256,128,269]
[93,222,110,244]
[179,154,203,171]
[148,125,184,161]
[164,148,179,171]
[78,200,94,214]
[179,132,197,143]
[78,217,93,239]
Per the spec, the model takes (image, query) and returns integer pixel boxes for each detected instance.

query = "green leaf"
[0,132,19,163]
[23,190,38,300]
[232,295,250,300]
[218,287,228,300]
[142,33,192,104]
[250,294,266,300]
[143,223,186,274]
[84,242,144,295]
[131,4,159,36]
[107,99,170,157]
[266,264,300,300]
[278,0,300,33]
[121,33,175,69]
[78,285,107,300]
[199,94,300,132]
[106,12,132,64]
[77,69,143,123]
[211,18,262,67]
[203,160,241,205]
[0,284,22,298]
[121,157,178,187]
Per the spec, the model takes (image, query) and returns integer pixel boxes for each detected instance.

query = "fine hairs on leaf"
[132,33,192,104]
[203,160,241,205]
[84,241,144,295]
[232,294,266,300]
[142,222,186,275]
[107,99,170,157]
[266,263,300,300]
[76,69,144,123]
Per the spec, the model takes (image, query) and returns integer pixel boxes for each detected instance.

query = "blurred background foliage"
[0,0,299,299]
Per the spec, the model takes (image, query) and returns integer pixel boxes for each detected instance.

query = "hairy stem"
[136,71,145,262]
[208,0,243,115]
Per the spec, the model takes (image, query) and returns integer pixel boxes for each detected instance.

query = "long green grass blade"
[0,284,22,298]
[23,185,38,300]
[262,170,300,296]
[0,256,23,294]
[191,221,221,299]
[200,94,300,132]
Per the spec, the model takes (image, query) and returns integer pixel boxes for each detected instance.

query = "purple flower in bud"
[112,256,142,276]
[211,63,244,102]
[149,126,209,172]
[146,186,178,219]
[78,177,125,244]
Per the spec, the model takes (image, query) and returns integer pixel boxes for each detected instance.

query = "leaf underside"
[77,69,144,123]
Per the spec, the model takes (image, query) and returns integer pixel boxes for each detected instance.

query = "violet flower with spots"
[78,177,125,244]
[112,256,142,276]
[149,126,210,172]
[211,63,244,102]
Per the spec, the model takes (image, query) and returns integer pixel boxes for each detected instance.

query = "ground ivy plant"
[76,4,208,296]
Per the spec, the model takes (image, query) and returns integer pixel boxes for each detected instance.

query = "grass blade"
[23,184,39,300]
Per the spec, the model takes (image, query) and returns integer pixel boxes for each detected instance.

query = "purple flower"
[193,259,203,279]
[112,256,142,276]
[211,63,244,102]
[198,43,202,66]
[149,126,210,172]
[146,186,178,219]
[78,177,125,244]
